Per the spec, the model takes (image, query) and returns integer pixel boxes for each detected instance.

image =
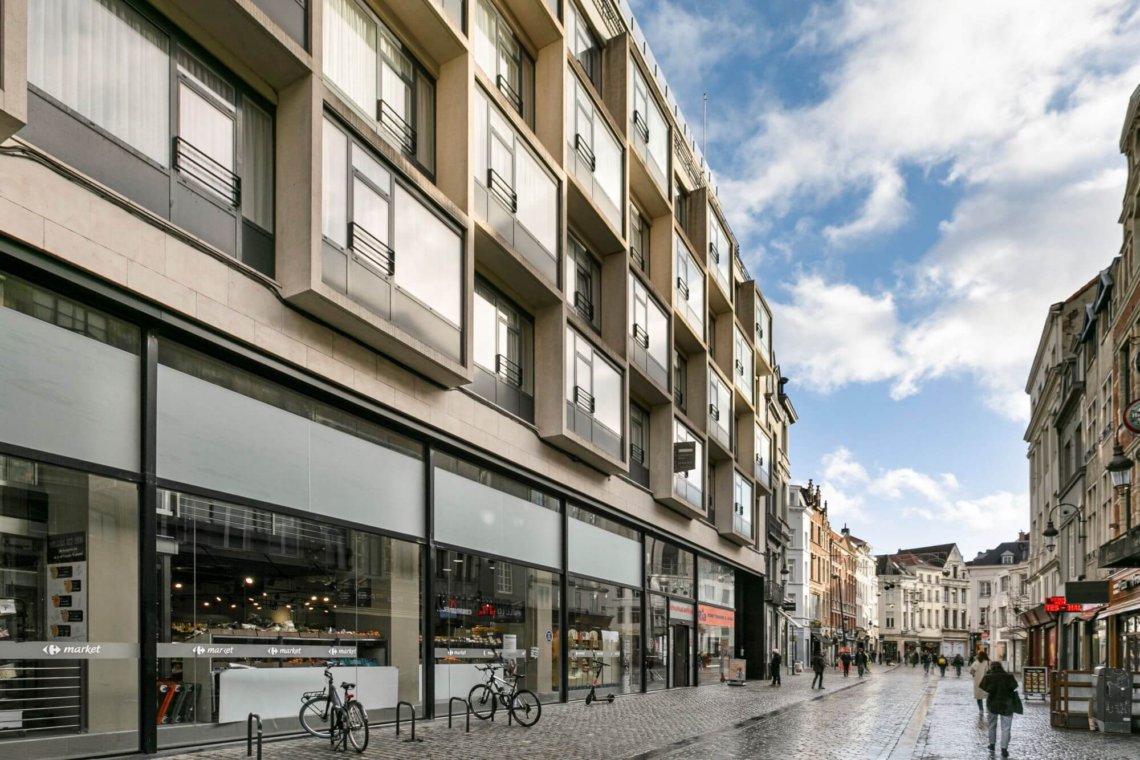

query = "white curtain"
[472,0,497,81]
[28,0,170,164]
[323,0,377,114]
[241,102,274,230]
[178,84,234,176]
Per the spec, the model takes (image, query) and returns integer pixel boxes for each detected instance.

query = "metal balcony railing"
[676,277,690,301]
[632,109,649,143]
[348,221,395,276]
[495,353,523,387]
[487,168,518,212]
[574,385,595,415]
[173,136,240,206]
[377,99,417,155]
[496,74,523,115]
[574,133,597,172]
[574,290,595,322]
[633,323,649,349]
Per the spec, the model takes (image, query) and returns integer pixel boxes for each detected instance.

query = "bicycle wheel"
[298,696,334,738]
[509,689,542,727]
[468,683,496,720]
[345,701,369,753]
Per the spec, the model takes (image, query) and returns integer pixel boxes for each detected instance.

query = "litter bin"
[1092,666,1131,734]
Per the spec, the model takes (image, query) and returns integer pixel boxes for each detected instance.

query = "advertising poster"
[47,532,87,641]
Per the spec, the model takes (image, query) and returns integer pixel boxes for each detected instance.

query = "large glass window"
[646,538,694,599]
[566,73,623,230]
[566,1,602,91]
[567,236,602,331]
[629,404,650,488]
[0,455,139,751]
[733,470,753,539]
[696,558,735,685]
[674,349,688,411]
[434,550,561,704]
[630,205,649,274]
[567,505,641,588]
[321,116,464,361]
[629,274,670,389]
[323,0,435,173]
[733,325,754,406]
[708,371,731,450]
[755,298,772,366]
[567,578,641,697]
[672,419,703,510]
[27,0,276,274]
[754,426,771,489]
[473,279,535,421]
[473,88,559,281]
[675,236,705,338]
[474,0,535,124]
[566,328,624,459]
[707,209,732,297]
[629,62,669,194]
[156,491,421,739]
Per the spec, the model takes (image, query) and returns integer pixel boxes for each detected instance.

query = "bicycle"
[468,659,542,727]
[298,666,369,752]
[583,658,615,705]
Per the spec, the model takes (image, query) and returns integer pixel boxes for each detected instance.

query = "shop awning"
[1100,597,1140,618]
[1078,604,1109,622]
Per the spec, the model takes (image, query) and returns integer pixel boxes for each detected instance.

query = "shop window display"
[646,537,694,599]
[433,550,560,706]
[155,490,421,744]
[0,455,139,747]
[696,557,736,685]
[567,577,640,697]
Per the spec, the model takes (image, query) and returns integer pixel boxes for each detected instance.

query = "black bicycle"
[298,666,369,752]
[468,659,542,727]
[583,659,615,705]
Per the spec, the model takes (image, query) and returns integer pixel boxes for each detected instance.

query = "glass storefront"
[155,490,422,745]
[646,538,694,690]
[1121,613,1140,673]
[0,455,140,750]
[696,557,735,685]
[433,550,561,704]
[567,577,640,697]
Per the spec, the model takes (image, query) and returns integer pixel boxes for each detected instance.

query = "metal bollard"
[246,713,262,760]
[447,696,471,733]
[396,700,422,743]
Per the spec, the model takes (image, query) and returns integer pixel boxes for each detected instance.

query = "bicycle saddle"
[341,682,355,690]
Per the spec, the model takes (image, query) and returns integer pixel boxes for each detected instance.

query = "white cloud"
[816,448,1027,557]
[712,0,1140,421]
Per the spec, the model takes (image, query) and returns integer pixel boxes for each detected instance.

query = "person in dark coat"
[937,653,948,677]
[855,648,868,677]
[810,652,826,689]
[952,653,965,677]
[769,648,782,687]
[980,662,1019,757]
[839,650,852,677]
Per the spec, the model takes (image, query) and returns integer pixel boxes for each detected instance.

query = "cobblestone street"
[147,666,1140,760]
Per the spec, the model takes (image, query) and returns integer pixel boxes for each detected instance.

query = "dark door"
[671,624,691,687]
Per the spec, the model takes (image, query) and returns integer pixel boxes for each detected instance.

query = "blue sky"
[628,0,1140,558]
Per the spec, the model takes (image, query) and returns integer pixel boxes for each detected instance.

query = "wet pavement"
[146,665,1139,759]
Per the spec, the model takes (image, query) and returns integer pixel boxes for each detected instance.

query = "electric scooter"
[584,659,615,705]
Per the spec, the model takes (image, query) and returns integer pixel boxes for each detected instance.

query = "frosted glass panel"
[322,118,348,247]
[393,185,462,327]
[434,469,560,567]
[157,366,425,536]
[516,146,558,255]
[594,126,622,210]
[568,518,640,587]
[0,308,139,471]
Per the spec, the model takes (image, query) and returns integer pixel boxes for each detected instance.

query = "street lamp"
[1106,438,1133,535]
[1041,502,1086,552]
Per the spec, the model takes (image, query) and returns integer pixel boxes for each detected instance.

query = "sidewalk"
[153,666,888,760]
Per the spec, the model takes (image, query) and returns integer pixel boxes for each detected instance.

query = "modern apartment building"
[0,1,792,757]
[966,537,1030,673]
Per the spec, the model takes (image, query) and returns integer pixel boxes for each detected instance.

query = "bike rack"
[246,713,263,760]
[395,701,422,743]
[447,697,471,733]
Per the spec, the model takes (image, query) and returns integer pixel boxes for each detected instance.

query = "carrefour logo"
[42,644,61,656]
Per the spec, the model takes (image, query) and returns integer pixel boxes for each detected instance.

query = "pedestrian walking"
[811,651,826,689]
[952,653,964,677]
[969,651,991,714]
[769,648,782,687]
[980,662,1022,757]
[922,652,931,675]
[937,654,947,677]
[855,648,868,677]
[840,650,852,678]
[910,651,919,668]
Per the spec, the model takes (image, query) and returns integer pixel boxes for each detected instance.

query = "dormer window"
[1001,553,1013,565]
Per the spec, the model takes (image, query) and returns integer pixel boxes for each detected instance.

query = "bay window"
[473,279,534,421]
[567,73,624,231]
[321,116,463,361]
[565,327,624,459]
[708,371,731,450]
[733,324,754,406]
[755,298,772,366]
[754,426,770,488]
[323,0,435,173]
[26,0,275,275]
[630,205,649,273]
[733,470,753,538]
[675,236,705,337]
[567,236,601,331]
[674,349,688,411]
[474,0,535,124]
[473,88,559,283]
[708,209,732,297]
[629,275,669,389]
[673,419,703,509]
[567,1,602,91]
[629,62,669,194]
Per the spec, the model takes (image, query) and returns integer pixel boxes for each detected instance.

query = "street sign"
[673,441,696,473]
[1044,596,1081,613]
[781,600,796,611]
[1125,399,1140,434]
[1065,580,1109,604]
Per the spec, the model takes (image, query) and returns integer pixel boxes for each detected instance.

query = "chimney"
[1017,530,1029,542]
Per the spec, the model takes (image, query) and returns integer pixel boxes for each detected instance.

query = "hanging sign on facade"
[673,441,696,473]
[1124,400,1140,434]
[1044,596,1081,613]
